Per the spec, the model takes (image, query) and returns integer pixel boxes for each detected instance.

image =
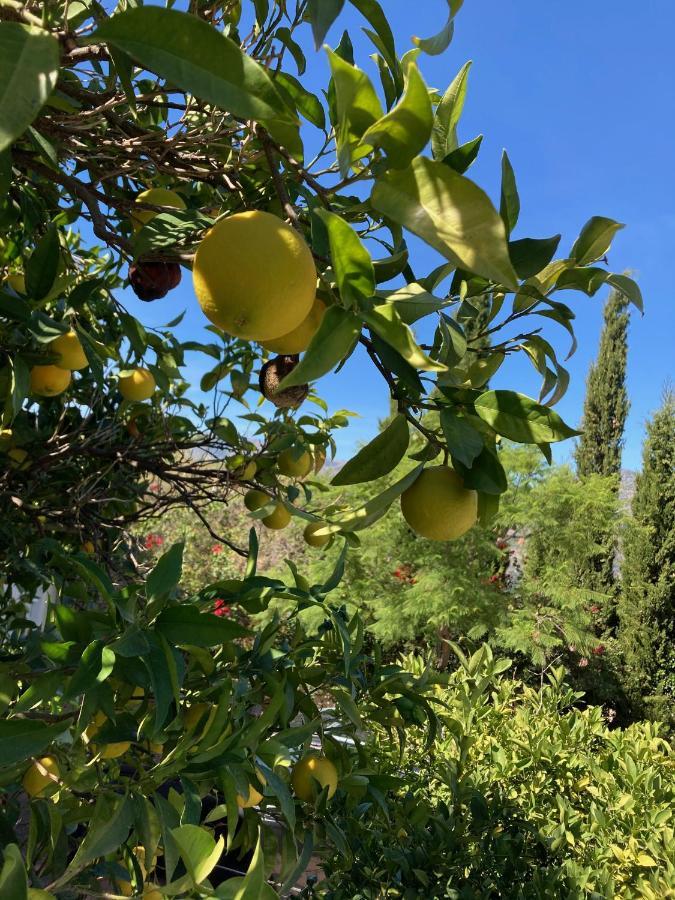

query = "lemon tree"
[0,0,643,896]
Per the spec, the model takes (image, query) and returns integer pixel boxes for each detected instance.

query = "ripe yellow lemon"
[237,771,266,809]
[30,365,71,397]
[49,329,88,370]
[261,298,326,354]
[132,187,186,231]
[304,522,331,548]
[278,448,312,478]
[81,540,95,555]
[400,465,477,541]
[244,489,270,512]
[119,368,156,401]
[262,502,291,530]
[0,427,13,450]
[192,211,316,341]
[22,756,59,797]
[291,755,338,802]
[98,741,131,759]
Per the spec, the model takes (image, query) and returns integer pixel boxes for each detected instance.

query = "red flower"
[211,544,223,555]
[144,532,164,550]
[578,657,589,668]
[589,605,601,614]
[214,599,231,618]
[592,644,606,656]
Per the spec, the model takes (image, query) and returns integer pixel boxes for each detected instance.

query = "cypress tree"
[575,288,630,478]
[617,391,675,724]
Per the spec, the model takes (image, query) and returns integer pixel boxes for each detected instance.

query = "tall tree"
[617,391,675,724]
[575,288,630,478]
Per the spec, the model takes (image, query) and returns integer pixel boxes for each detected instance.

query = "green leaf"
[413,0,464,55]
[10,356,30,418]
[64,641,115,699]
[0,719,67,766]
[0,844,27,900]
[307,0,345,48]
[570,216,624,265]
[315,209,375,306]
[443,134,483,174]
[439,410,483,467]
[25,226,60,301]
[373,248,409,284]
[0,24,60,153]
[317,465,423,534]
[65,795,133,876]
[275,27,306,76]
[94,9,295,136]
[348,0,400,87]
[454,445,507,495]
[147,541,184,603]
[509,235,561,280]
[275,72,325,129]
[332,415,409,485]
[360,60,432,169]
[172,824,225,885]
[278,306,361,389]
[431,61,471,160]
[155,605,251,647]
[474,390,580,443]
[607,272,643,313]
[378,282,449,324]
[371,157,518,290]
[499,151,520,236]
[326,47,383,176]
[362,302,447,372]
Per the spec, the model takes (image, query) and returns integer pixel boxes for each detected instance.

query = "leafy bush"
[315,647,675,899]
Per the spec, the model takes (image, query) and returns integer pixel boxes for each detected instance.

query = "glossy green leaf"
[373,248,409,284]
[64,795,133,876]
[278,307,361,389]
[371,157,518,289]
[432,61,471,160]
[413,0,464,55]
[0,24,60,153]
[155,605,251,646]
[453,445,507,495]
[570,216,624,265]
[332,414,409,485]
[0,719,68,766]
[349,0,401,88]
[362,302,447,372]
[94,9,295,132]
[25,226,60,301]
[326,48,383,175]
[64,641,115,699]
[440,409,484,467]
[172,825,224,885]
[499,151,520,236]
[147,541,184,603]
[360,60,433,169]
[275,72,325,129]
[443,134,483,173]
[317,465,423,535]
[474,390,580,443]
[556,266,609,296]
[370,331,423,394]
[378,282,450,324]
[0,844,27,900]
[315,208,375,306]
[307,0,345,48]
[509,235,561,280]
[466,350,505,388]
[275,27,305,75]
[607,272,643,313]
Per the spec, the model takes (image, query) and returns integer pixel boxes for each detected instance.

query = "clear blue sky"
[124,0,675,471]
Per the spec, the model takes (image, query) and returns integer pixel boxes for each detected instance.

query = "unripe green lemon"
[400,465,477,541]
[244,489,270,512]
[49,329,88,370]
[119,368,156,401]
[262,502,291,530]
[261,297,326,354]
[132,187,186,231]
[192,211,316,341]
[30,365,71,397]
[278,447,312,478]
[291,755,338,802]
[304,522,331,548]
